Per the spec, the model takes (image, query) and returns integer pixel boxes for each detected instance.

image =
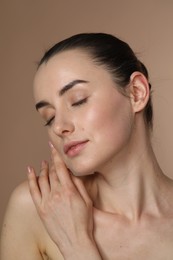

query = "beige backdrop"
[1,0,173,230]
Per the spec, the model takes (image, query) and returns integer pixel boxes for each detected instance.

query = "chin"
[70,167,95,177]
[65,161,96,177]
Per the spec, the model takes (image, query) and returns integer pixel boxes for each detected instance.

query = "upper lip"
[64,140,88,154]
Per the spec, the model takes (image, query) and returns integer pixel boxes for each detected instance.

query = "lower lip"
[66,141,88,157]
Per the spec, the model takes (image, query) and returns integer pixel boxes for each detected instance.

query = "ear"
[129,72,150,113]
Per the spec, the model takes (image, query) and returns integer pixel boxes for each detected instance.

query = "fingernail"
[48,141,54,149]
[41,160,47,167]
[27,166,32,174]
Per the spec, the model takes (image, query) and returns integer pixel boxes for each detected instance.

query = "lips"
[64,140,88,155]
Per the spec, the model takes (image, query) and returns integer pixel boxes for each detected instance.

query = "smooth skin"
[1,50,173,260]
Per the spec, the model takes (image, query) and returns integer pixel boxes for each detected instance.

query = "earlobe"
[129,72,150,113]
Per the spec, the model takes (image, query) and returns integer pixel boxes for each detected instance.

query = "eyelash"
[44,116,55,127]
[44,98,88,127]
[72,97,88,106]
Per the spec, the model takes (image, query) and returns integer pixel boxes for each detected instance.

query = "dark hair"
[38,33,153,129]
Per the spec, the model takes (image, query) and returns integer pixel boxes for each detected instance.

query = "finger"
[27,166,42,207]
[71,175,92,205]
[38,160,50,196]
[49,142,73,186]
[49,162,61,191]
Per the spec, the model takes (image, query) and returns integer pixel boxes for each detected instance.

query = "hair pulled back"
[39,33,153,129]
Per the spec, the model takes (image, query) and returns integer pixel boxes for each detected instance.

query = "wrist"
[63,236,102,260]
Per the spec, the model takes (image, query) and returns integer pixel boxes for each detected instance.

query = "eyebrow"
[35,101,50,111]
[59,79,89,96]
[35,79,89,111]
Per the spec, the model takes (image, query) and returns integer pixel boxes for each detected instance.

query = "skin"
[1,49,173,260]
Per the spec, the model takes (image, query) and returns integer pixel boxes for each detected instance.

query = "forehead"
[34,50,96,85]
[33,49,113,101]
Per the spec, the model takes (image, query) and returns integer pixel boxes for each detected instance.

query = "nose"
[52,114,75,137]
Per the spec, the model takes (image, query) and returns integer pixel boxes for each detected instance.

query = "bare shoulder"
[8,180,34,205]
[1,181,64,260]
[1,181,43,259]
[4,180,40,227]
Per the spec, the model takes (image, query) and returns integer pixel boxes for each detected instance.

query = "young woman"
[1,33,173,260]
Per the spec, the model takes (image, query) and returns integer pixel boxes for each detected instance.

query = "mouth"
[64,140,89,157]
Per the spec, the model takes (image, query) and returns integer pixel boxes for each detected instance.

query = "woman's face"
[34,50,134,176]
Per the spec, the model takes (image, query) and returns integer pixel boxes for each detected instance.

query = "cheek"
[83,98,133,144]
[47,130,62,154]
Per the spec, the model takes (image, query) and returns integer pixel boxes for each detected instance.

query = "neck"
[86,121,172,221]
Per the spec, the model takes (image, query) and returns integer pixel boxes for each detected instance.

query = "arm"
[27,143,102,260]
[0,182,43,260]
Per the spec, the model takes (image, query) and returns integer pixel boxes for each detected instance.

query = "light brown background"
[1,0,173,230]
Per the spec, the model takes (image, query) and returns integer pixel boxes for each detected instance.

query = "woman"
[1,33,173,260]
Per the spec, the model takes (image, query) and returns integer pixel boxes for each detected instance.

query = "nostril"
[53,121,74,137]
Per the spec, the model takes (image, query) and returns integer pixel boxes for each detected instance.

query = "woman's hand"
[27,143,102,259]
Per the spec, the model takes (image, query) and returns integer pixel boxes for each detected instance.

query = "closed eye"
[44,98,88,127]
[72,97,88,106]
[44,116,55,127]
